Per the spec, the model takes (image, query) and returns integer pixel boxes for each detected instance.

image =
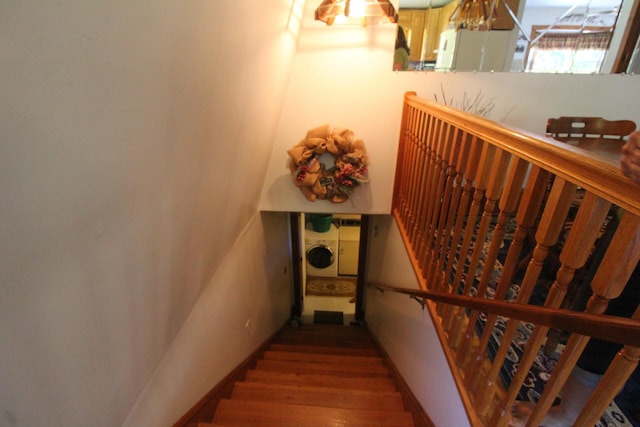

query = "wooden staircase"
[187,324,426,427]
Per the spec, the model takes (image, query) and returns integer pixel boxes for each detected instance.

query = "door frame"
[289,213,369,324]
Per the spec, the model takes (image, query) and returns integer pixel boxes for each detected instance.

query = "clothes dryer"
[305,222,339,277]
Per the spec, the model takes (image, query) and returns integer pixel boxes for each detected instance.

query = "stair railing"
[390,91,640,427]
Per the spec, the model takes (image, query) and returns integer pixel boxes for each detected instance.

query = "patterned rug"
[458,218,636,426]
[305,276,356,297]
[475,312,635,426]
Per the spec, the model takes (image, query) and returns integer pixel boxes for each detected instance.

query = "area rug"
[306,276,356,297]
[459,218,636,427]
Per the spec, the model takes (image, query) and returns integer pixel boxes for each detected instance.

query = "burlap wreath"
[287,124,369,203]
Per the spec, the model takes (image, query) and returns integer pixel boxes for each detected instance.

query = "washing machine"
[305,222,339,277]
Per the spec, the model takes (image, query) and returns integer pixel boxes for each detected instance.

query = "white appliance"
[305,223,339,277]
[338,225,360,276]
[435,29,514,72]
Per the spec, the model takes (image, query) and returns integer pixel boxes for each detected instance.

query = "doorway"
[290,213,369,325]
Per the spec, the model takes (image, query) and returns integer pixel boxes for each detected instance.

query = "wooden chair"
[546,116,636,141]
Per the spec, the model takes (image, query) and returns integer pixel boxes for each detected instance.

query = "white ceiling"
[398,0,624,8]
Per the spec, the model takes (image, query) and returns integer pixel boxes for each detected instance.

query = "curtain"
[527,29,612,73]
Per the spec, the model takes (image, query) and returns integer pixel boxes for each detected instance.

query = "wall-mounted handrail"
[372,283,640,347]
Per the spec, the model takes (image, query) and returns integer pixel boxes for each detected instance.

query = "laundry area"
[301,213,361,325]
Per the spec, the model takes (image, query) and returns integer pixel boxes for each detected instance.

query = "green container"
[310,214,333,232]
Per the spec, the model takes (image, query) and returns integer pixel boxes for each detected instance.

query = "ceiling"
[398,0,623,8]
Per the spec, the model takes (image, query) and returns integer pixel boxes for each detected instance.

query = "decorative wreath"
[287,124,369,203]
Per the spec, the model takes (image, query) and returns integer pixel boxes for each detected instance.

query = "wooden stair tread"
[213,399,415,426]
[255,358,391,376]
[274,325,377,349]
[230,381,405,411]
[244,369,398,391]
[180,325,431,427]
[269,342,380,357]
[262,349,385,366]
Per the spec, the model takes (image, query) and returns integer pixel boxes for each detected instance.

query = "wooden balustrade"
[391,92,640,427]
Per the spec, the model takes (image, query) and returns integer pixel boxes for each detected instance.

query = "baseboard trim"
[370,333,437,427]
[172,321,289,426]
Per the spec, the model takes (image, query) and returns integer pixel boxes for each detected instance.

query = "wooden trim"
[354,214,370,322]
[171,324,287,426]
[613,0,640,72]
[289,212,303,318]
[369,330,437,427]
[390,91,640,426]
[402,94,640,217]
[373,282,640,347]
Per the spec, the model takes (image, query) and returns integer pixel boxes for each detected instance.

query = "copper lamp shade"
[315,0,397,27]
[450,0,499,31]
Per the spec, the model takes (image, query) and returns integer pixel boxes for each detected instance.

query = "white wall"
[259,0,640,214]
[123,212,292,426]
[365,215,471,427]
[2,0,639,426]
[0,1,298,426]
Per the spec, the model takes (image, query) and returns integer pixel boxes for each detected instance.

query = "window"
[526,26,612,74]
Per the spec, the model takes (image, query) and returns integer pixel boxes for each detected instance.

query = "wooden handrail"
[403,93,640,217]
[371,283,640,347]
[391,92,640,426]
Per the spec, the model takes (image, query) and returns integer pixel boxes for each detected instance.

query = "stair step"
[255,358,390,376]
[230,381,405,411]
[262,350,385,366]
[274,325,377,349]
[244,369,398,392]
[269,343,380,357]
[212,399,415,426]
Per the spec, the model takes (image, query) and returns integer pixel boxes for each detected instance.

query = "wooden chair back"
[546,116,636,141]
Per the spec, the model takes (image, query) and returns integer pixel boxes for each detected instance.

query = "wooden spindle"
[472,165,551,415]
[443,135,484,334]
[449,143,496,350]
[458,148,512,366]
[493,190,611,427]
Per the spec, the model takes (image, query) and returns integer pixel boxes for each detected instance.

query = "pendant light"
[449,0,498,31]
[315,0,397,27]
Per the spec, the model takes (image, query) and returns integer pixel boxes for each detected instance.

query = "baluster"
[416,117,442,272]
[392,105,412,223]
[577,345,640,426]
[402,108,424,241]
[465,157,529,393]
[483,176,575,423]
[449,142,495,350]
[423,121,453,287]
[398,105,418,207]
[473,165,551,416]
[443,135,484,333]
[391,101,411,212]
[429,125,459,292]
[526,210,640,427]
[438,130,473,319]
[407,112,429,252]
[492,189,611,427]
[409,113,432,266]
[458,148,512,367]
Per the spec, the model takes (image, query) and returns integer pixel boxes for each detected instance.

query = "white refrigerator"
[435,28,515,72]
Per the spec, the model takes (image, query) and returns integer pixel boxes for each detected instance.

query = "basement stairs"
[181,323,433,427]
